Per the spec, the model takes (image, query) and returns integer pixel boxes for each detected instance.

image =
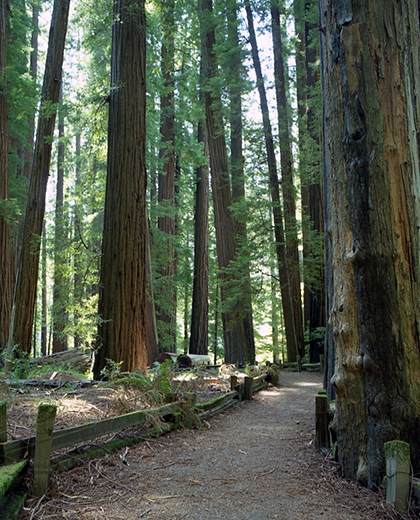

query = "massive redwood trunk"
[93,0,148,377]
[321,0,420,486]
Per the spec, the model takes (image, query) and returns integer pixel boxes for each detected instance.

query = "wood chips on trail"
[18,372,418,519]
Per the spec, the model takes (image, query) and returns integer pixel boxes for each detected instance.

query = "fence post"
[0,401,6,443]
[230,375,237,392]
[165,393,177,404]
[182,393,197,429]
[270,365,280,386]
[33,404,57,497]
[244,376,253,400]
[297,355,302,373]
[315,390,328,450]
[385,440,410,512]
[319,354,324,375]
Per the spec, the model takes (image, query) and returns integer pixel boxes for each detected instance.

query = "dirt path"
[21,371,404,520]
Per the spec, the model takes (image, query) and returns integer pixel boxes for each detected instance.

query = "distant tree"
[271,0,304,358]
[294,0,324,363]
[199,0,255,364]
[93,0,148,377]
[6,0,71,361]
[155,0,177,352]
[0,0,13,352]
[225,0,255,364]
[52,92,68,353]
[189,120,209,355]
[244,0,298,362]
[321,0,420,486]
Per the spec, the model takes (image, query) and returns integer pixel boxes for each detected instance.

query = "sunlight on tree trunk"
[93,0,148,377]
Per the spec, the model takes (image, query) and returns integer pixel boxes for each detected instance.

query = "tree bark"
[146,213,160,366]
[156,0,177,352]
[0,0,13,352]
[93,0,148,377]
[271,1,304,358]
[52,92,68,353]
[321,0,420,486]
[189,121,209,355]
[199,0,254,365]
[7,0,71,358]
[245,0,298,362]
[226,0,255,364]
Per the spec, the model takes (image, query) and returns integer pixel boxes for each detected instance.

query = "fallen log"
[31,349,91,373]
[155,353,211,368]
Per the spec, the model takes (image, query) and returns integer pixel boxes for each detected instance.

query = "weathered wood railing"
[0,369,277,500]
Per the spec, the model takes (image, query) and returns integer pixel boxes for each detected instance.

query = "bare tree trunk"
[189,121,209,355]
[7,0,71,360]
[52,93,68,353]
[321,0,420,486]
[245,0,298,362]
[93,0,148,377]
[271,2,304,358]
[0,0,13,352]
[41,227,47,357]
[199,0,253,365]
[146,214,160,365]
[156,0,177,352]
[73,130,82,350]
[226,0,255,364]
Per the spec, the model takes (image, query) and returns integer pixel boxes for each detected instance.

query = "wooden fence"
[0,371,277,500]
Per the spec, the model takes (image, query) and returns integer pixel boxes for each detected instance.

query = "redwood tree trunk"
[93,0,148,377]
[199,0,254,365]
[52,94,68,353]
[156,0,177,352]
[321,0,420,486]
[245,0,298,362]
[227,0,255,364]
[0,0,12,352]
[7,0,71,358]
[271,2,304,358]
[189,121,209,355]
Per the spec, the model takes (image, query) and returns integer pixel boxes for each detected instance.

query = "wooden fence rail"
[0,370,277,498]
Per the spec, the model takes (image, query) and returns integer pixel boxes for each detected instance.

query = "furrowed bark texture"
[94,0,148,376]
[321,0,420,486]
[8,0,70,356]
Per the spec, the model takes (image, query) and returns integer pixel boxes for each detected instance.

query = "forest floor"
[7,371,419,519]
